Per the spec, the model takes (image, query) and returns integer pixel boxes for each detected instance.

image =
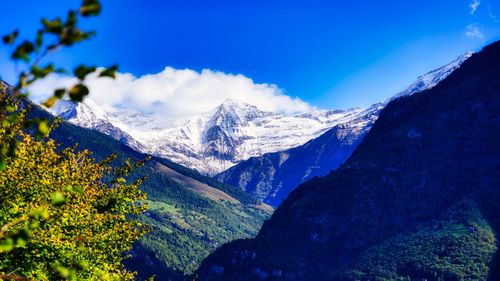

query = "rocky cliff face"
[216,52,472,207]
[195,42,500,281]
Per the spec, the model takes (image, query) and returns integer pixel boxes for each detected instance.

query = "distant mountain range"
[48,52,472,186]
[216,52,472,206]
[49,97,363,175]
[195,41,500,281]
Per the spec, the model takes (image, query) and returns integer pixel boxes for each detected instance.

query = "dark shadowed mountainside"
[196,41,500,281]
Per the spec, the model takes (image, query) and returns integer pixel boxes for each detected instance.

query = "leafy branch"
[3,0,117,105]
[0,0,117,169]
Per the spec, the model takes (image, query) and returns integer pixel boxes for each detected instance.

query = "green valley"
[25,100,272,280]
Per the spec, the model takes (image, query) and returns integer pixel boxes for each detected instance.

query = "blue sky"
[1,0,500,112]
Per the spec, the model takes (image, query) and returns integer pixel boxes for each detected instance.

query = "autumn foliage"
[0,88,148,280]
[0,1,151,279]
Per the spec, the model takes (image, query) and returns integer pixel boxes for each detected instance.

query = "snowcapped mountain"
[49,97,361,175]
[391,51,473,100]
[217,102,384,206]
[143,102,370,175]
[47,52,472,177]
[50,99,145,151]
[216,52,473,205]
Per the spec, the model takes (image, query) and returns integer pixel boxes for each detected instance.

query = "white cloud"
[489,6,498,22]
[465,24,484,40]
[470,0,480,14]
[28,67,313,119]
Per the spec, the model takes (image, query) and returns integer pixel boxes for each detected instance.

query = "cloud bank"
[465,24,484,40]
[29,67,312,119]
[470,0,480,14]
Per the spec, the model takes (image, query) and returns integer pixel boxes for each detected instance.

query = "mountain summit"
[201,100,274,162]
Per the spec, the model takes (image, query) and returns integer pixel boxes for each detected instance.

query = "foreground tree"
[0,89,148,281]
[0,1,149,280]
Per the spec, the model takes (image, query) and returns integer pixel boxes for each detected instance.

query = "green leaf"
[43,88,66,108]
[78,260,90,269]
[55,265,71,278]
[6,113,19,124]
[0,238,14,253]
[60,28,95,47]
[36,29,43,51]
[68,84,89,102]
[0,157,6,171]
[80,0,102,17]
[66,10,78,27]
[38,120,50,136]
[31,64,55,79]
[29,207,49,219]
[15,237,27,248]
[42,96,58,108]
[51,192,67,206]
[54,88,66,98]
[5,104,18,112]
[74,65,96,80]
[12,41,35,61]
[98,65,118,79]
[74,186,84,194]
[2,30,19,45]
[41,17,63,34]
[55,68,68,74]
[29,221,40,230]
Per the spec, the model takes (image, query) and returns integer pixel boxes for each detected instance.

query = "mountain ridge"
[47,51,471,178]
[195,41,500,281]
[216,52,472,206]
[46,90,363,175]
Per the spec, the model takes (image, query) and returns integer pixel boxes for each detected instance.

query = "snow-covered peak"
[209,99,274,128]
[50,99,109,127]
[392,52,473,99]
[49,99,145,151]
[218,98,243,108]
[214,99,272,117]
